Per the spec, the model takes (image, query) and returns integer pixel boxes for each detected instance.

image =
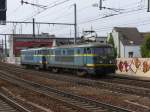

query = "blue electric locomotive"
[21,47,48,69]
[21,42,116,76]
[46,42,116,76]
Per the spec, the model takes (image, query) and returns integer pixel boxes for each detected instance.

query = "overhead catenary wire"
[92,17,150,32]
[48,1,145,26]
[0,0,74,35]
[1,0,150,37]
[22,0,72,22]
[58,14,150,37]
[54,19,150,37]
[78,7,147,25]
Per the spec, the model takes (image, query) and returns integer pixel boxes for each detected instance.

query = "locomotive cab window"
[63,50,66,55]
[94,47,112,56]
[36,50,38,55]
[55,50,61,55]
[84,48,86,53]
[67,49,74,55]
[50,50,53,55]
[43,50,49,55]
[34,51,36,55]
[87,48,92,54]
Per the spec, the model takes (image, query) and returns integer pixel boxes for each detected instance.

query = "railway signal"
[0,0,7,25]
[148,0,150,12]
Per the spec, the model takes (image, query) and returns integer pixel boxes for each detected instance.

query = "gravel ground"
[5,72,150,112]
[0,79,78,112]
[0,64,150,112]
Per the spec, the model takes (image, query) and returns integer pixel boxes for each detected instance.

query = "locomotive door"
[84,48,92,66]
[42,56,46,69]
[83,48,87,65]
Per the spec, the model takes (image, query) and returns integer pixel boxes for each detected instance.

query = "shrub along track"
[0,62,150,112]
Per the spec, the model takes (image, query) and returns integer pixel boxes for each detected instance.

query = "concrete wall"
[6,57,20,65]
[116,58,150,76]
[8,35,14,57]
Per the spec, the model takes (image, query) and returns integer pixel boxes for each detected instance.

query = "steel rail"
[0,92,31,112]
[2,65,150,97]
[1,63,150,98]
[0,70,132,112]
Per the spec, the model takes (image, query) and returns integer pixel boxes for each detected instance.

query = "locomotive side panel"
[21,48,48,69]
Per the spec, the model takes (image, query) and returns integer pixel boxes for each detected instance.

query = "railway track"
[0,70,132,112]
[2,62,150,85]
[2,62,150,88]
[98,74,150,88]
[2,64,150,98]
[1,63,150,111]
[0,92,30,112]
[1,63,150,98]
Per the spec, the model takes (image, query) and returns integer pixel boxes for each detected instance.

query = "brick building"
[9,33,55,57]
[8,33,79,57]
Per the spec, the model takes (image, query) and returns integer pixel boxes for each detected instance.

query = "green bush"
[141,34,150,57]
[108,33,117,58]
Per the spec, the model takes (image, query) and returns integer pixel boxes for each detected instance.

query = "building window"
[128,52,133,58]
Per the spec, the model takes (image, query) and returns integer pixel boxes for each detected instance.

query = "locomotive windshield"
[94,47,113,56]
[93,47,115,64]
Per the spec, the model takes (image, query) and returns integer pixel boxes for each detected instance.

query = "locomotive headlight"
[99,60,103,64]
[109,60,112,64]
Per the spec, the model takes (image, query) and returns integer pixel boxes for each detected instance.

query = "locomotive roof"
[21,47,49,51]
[21,42,112,51]
[52,42,112,49]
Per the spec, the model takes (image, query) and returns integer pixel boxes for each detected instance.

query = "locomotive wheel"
[35,66,40,70]
[76,70,87,77]
[52,68,59,73]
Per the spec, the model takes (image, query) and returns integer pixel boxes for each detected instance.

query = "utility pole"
[33,18,35,38]
[148,0,150,12]
[99,0,102,10]
[74,4,77,44]
[4,34,7,56]
[0,0,7,25]
[2,38,3,54]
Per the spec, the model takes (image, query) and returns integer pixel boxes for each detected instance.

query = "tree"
[108,33,117,58]
[141,34,150,57]
[108,33,114,46]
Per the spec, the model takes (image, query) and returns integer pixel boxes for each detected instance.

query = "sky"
[0,0,150,38]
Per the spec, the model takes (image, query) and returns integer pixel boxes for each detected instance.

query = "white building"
[111,27,144,58]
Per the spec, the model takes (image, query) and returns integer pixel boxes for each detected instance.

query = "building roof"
[12,34,55,38]
[114,27,144,45]
[140,32,150,38]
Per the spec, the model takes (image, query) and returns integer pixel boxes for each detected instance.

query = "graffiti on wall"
[117,58,150,74]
